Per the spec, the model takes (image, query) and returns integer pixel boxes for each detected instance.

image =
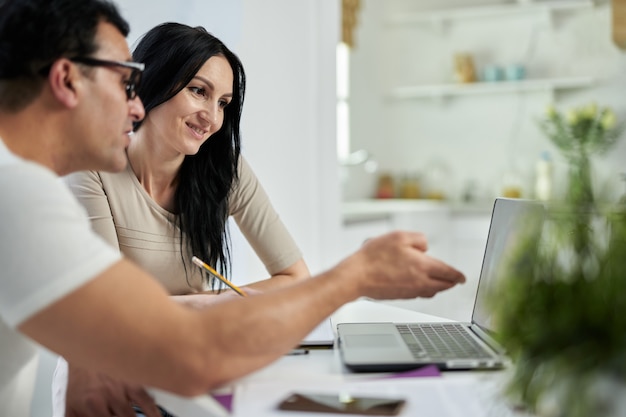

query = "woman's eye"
[219,99,230,109]
[189,86,207,97]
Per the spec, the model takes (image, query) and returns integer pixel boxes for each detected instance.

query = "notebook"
[337,198,544,372]
[300,318,335,347]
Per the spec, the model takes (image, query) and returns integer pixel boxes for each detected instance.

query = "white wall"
[236,1,343,279]
[115,0,342,279]
[347,0,626,203]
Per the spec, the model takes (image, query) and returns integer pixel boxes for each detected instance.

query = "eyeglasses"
[70,57,145,100]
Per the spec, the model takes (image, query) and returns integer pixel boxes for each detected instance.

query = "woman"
[70,22,308,298]
[54,22,309,417]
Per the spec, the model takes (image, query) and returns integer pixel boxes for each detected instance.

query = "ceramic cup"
[482,65,503,82]
[505,64,525,81]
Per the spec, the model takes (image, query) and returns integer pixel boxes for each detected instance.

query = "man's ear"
[47,59,81,108]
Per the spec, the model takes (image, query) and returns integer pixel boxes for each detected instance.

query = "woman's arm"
[243,258,310,291]
[170,290,249,309]
[230,157,308,290]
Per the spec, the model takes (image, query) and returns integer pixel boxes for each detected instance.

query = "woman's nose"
[202,101,220,124]
[129,96,145,122]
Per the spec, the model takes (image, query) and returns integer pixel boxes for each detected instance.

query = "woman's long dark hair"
[132,22,245,289]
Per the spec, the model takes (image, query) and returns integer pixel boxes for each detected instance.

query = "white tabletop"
[333,298,452,325]
[151,299,520,417]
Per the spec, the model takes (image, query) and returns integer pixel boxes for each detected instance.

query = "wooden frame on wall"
[613,0,626,49]
[342,0,361,47]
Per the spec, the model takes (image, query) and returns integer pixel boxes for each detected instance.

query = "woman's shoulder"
[63,164,135,194]
[237,155,260,183]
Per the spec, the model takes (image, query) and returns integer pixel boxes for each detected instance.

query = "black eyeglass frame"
[69,56,145,100]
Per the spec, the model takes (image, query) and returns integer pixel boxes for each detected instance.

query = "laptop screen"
[471,198,544,334]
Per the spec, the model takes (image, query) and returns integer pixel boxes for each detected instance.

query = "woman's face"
[146,55,234,156]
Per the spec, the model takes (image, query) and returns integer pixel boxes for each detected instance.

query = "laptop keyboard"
[396,323,493,360]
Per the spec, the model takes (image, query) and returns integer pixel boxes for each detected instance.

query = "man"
[0,0,466,416]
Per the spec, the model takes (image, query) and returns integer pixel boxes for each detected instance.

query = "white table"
[152,299,521,417]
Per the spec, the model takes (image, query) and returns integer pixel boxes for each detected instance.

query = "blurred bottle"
[462,179,478,203]
[399,173,420,199]
[535,151,553,201]
[424,159,450,200]
[375,173,395,199]
[501,168,524,199]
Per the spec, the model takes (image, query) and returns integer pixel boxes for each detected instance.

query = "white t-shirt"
[0,138,121,416]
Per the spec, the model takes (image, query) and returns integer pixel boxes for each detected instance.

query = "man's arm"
[19,231,465,397]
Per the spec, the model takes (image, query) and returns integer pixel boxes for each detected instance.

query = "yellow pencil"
[191,256,247,297]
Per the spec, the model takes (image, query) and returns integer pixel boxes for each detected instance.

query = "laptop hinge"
[470,323,506,355]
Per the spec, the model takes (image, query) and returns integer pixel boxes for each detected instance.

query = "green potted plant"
[489,102,626,417]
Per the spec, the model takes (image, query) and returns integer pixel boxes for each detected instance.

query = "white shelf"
[389,76,594,100]
[387,0,594,27]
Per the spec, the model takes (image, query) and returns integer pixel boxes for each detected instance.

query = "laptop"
[337,198,544,372]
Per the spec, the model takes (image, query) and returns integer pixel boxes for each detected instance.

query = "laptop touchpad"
[344,334,398,348]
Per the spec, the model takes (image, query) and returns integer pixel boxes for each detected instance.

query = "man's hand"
[65,364,161,417]
[343,230,466,300]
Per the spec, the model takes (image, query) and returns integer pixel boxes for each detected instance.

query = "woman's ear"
[47,59,80,108]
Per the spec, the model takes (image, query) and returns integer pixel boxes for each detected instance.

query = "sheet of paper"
[149,388,230,417]
[233,373,530,417]
[299,317,335,347]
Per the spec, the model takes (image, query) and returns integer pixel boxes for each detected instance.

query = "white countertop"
[342,199,493,222]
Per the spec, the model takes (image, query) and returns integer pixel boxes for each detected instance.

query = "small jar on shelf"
[399,173,421,199]
[375,173,395,199]
[500,168,526,199]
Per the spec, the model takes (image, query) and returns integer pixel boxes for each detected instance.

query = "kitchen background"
[339,0,626,321]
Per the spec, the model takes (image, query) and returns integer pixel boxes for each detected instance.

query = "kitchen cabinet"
[340,200,492,321]
[341,215,391,256]
[340,199,450,258]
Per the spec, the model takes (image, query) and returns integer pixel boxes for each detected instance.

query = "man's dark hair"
[0,0,129,111]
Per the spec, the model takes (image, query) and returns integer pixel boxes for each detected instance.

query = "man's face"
[69,21,144,173]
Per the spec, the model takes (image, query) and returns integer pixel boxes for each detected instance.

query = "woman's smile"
[186,122,208,140]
